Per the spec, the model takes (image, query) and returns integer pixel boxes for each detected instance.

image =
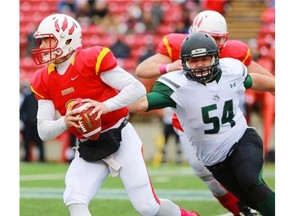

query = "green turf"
[20,199,229,216]
[20,162,275,216]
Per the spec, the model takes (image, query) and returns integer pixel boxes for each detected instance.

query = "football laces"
[77,115,87,133]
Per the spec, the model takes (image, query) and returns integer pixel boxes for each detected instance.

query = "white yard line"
[20,173,65,181]
[216,213,233,216]
[20,187,215,201]
[19,168,275,181]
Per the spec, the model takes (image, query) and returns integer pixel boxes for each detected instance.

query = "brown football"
[73,100,101,140]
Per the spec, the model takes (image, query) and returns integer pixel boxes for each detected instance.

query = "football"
[73,99,101,140]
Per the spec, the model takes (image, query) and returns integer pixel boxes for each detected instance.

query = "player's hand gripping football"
[81,98,108,120]
[64,100,82,129]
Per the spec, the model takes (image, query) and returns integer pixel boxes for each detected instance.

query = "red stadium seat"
[82,24,104,37]
[156,24,174,35]
[20,57,45,76]
[162,5,183,23]
[117,58,137,73]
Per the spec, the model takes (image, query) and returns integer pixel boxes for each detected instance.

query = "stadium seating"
[19,0,181,79]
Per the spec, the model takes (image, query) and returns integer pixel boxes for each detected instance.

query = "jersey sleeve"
[78,46,118,76]
[30,68,50,100]
[146,81,176,111]
[220,40,252,66]
[95,47,118,74]
[244,74,253,89]
[156,33,188,61]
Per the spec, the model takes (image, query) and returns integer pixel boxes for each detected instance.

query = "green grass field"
[20,162,275,216]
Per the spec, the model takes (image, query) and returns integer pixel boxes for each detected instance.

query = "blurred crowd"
[21,0,232,60]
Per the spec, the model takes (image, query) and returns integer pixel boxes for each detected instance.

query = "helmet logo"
[54,19,60,32]
[54,16,75,35]
[194,16,204,28]
[191,48,206,55]
[61,17,68,31]
[68,23,75,35]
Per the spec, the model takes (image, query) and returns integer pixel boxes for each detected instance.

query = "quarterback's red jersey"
[30,46,128,138]
[157,33,253,131]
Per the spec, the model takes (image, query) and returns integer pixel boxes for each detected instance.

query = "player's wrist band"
[159,64,168,74]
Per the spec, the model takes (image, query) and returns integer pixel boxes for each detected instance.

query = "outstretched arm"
[250,73,275,93]
[248,60,275,79]
[127,96,149,113]
[135,53,182,78]
[128,82,177,113]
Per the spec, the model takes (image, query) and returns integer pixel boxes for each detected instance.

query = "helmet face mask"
[190,10,228,49]
[182,55,218,83]
[181,32,220,84]
[31,14,82,65]
[32,33,63,65]
[208,35,227,50]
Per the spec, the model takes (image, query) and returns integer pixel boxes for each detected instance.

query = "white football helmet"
[31,14,82,65]
[189,10,228,49]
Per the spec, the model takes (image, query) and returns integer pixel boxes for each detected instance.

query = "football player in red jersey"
[29,14,199,216]
[135,10,274,216]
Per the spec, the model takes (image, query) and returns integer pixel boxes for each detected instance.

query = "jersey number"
[201,100,235,134]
